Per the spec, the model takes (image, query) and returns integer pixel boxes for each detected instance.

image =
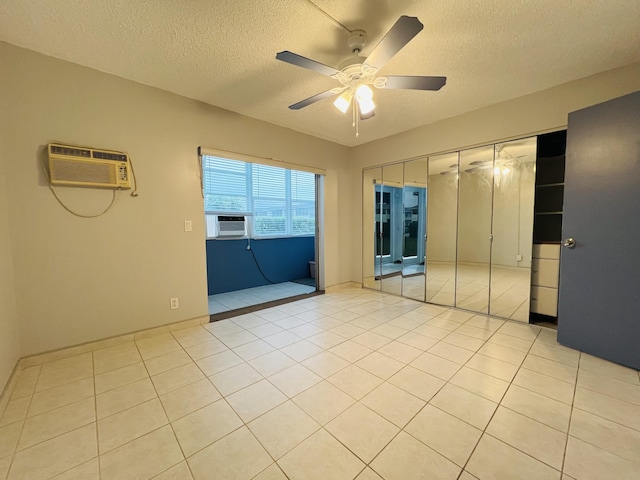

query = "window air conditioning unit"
[47,143,131,189]
[216,215,246,237]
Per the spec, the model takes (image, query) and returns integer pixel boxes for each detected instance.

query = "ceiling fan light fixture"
[357,96,376,115]
[355,84,375,115]
[333,91,352,113]
[355,84,373,101]
[359,105,376,119]
[275,15,447,137]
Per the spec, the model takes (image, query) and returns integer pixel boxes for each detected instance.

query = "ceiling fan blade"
[364,16,424,71]
[383,75,447,91]
[276,51,341,77]
[288,90,336,110]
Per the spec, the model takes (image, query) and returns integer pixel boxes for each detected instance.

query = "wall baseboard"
[0,358,24,420]
[326,281,361,292]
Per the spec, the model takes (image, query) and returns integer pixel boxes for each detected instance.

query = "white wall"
[350,62,640,282]
[0,130,21,392]
[0,42,351,357]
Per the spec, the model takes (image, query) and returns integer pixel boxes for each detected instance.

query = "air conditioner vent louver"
[50,145,91,158]
[92,151,128,162]
[52,160,114,185]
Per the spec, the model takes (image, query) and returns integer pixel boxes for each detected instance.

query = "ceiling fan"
[275,15,446,131]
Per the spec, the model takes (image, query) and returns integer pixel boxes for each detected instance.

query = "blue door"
[557,91,640,369]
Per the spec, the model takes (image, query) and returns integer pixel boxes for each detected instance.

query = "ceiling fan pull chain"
[354,101,360,137]
[352,101,356,128]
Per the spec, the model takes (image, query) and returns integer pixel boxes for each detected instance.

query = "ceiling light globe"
[333,92,352,113]
[355,84,373,101]
[358,97,375,115]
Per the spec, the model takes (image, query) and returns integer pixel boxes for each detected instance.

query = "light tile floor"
[1,286,640,479]
[208,281,316,314]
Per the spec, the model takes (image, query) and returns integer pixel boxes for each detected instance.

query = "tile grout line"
[565,355,640,470]
[454,326,557,478]
[93,352,101,480]
[442,318,521,478]
[134,334,196,480]
[244,300,496,473]
[210,300,401,478]
[164,327,260,478]
[362,313,509,478]
[559,350,581,477]
[217,305,356,479]
[4,365,42,480]
[173,325,293,477]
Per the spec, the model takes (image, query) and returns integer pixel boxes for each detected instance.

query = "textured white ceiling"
[1,1,639,147]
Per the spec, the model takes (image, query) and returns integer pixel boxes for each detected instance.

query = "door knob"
[563,237,576,248]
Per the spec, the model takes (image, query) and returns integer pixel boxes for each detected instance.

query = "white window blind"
[253,164,287,236]
[203,157,250,213]
[203,155,315,238]
[291,170,316,235]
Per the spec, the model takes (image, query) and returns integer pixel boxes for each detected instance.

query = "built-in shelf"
[532,131,566,245]
[531,130,567,325]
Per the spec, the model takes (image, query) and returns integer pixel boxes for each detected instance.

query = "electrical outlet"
[170,297,179,309]
[184,220,192,232]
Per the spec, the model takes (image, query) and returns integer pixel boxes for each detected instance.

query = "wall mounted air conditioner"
[47,143,131,189]
[216,215,246,237]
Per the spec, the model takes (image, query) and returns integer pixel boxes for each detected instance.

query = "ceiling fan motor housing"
[347,30,366,54]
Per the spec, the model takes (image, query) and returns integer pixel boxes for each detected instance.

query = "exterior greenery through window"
[203,156,315,237]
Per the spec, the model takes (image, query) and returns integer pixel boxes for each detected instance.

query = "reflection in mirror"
[490,137,536,321]
[402,158,428,301]
[362,168,382,290]
[426,153,458,306]
[379,163,404,296]
[456,146,494,314]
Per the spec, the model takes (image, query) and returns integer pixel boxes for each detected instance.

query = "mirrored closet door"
[363,135,537,322]
[362,167,382,290]
[401,158,428,302]
[489,137,536,321]
[426,153,458,306]
[456,146,494,314]
[379,163,404,296]
[362,160,428,300]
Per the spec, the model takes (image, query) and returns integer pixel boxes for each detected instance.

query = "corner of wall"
[0,117,22,397]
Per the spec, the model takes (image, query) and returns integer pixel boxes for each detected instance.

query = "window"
[203,155,315,238]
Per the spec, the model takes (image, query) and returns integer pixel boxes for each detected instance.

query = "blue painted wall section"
[206,237,315,295]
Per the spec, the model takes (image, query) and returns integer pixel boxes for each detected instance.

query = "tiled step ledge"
[0,314,209,417]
